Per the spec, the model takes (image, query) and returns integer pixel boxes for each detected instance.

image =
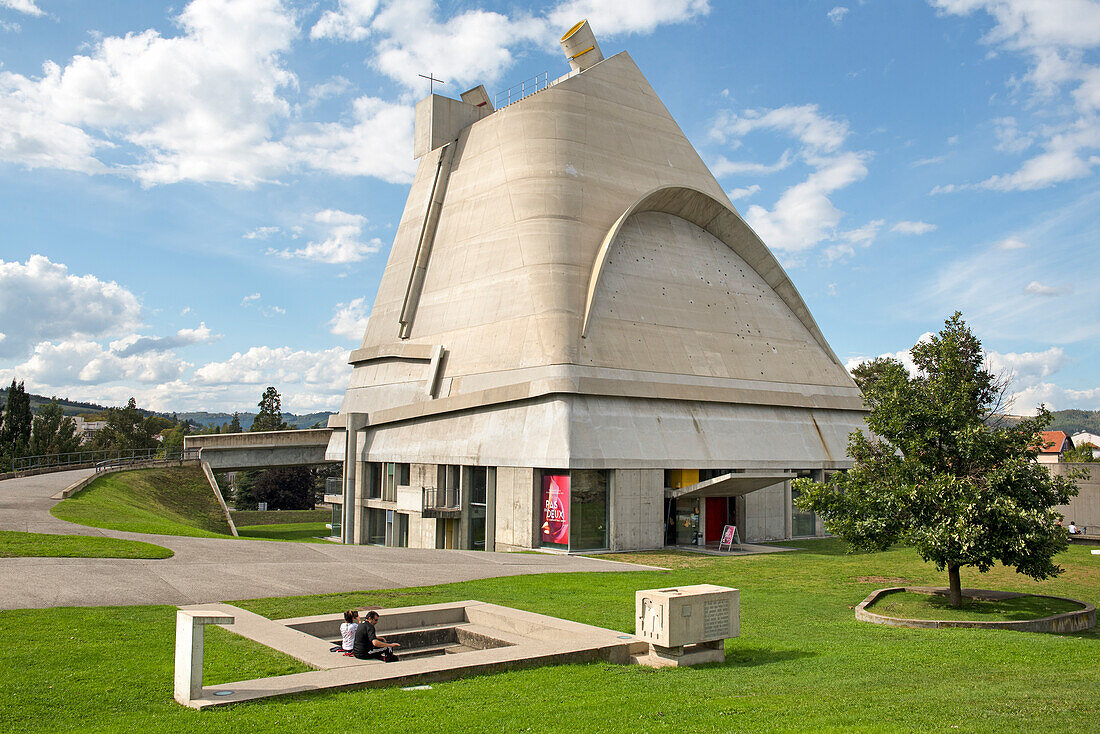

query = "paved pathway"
[0,469,658,610]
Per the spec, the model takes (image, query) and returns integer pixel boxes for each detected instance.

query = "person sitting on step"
[340,609,359,651]
[353,610,400,662]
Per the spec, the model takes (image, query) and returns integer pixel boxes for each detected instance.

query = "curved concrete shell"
[327,42,866,550]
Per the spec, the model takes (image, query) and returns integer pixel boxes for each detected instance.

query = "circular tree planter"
[855,587,1095,633]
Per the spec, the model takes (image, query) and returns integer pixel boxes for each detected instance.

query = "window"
[367,508,408,546]
[381,462,408,502]
[437,465,460,507]
[468,467,488,551]
[539,469,609,552]
[367,463,381,500]
[791,470,818,537]
[367,508,387,545]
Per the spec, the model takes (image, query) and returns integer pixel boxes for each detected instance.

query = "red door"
[705,497,727,543]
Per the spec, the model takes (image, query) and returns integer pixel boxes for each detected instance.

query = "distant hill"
[179,411,334,430]
[0,388,333,429]
[1045,409,1100,435]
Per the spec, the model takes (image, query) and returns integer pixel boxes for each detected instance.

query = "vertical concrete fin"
[201,461,238,537]
[399,142,456,339]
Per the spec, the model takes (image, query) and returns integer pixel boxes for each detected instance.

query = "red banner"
[541,474,570,545]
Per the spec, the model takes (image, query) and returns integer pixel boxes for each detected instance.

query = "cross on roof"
[418,73,445,95]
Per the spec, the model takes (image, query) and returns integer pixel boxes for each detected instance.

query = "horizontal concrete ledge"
[855,586,1096,634]
[349,343,439,365]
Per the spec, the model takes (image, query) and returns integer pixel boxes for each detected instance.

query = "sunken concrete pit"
[176,600,650,709]
[855,587,1096,634]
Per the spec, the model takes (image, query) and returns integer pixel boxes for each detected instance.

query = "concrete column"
[485,467,497,552]
[342,413,367,544]
[783,480,793,540]
[174,610,234,706]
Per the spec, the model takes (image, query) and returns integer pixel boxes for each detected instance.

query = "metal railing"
[422,486,461,517]
[13,447,198,475]
[94,448,199,473]
[494,71,550,109]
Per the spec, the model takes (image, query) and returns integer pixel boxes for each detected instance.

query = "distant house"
[1071,431,1100,460]
[1037,431,1074,464]
[73,416,107,444]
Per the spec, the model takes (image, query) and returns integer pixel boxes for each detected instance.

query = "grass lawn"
[235,522,332,542]
[868,590,1086,622]
[0,530,173,559]
[230,510,330,526]
[1,539,1097,733]
[50,467,235,538]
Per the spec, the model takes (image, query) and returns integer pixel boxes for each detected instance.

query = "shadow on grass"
[723,645,815,667]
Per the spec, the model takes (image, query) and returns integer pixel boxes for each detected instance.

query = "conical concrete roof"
[329,50,864,470]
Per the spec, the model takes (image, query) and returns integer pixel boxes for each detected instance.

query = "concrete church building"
[324,21,866,553]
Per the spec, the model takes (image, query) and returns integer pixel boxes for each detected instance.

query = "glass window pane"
[367,508,386,545]
[540,473,569,549]
[570,470,608,551]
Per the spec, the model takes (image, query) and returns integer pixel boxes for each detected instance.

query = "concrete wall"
[610,469,664,551]
[1051,463,1099,532]
[494,467,536,551]
[742,482,788,542]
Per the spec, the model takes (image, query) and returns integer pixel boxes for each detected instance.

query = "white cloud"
[0,0,299,186]
[986,346,1069,383]
[1008,382,1100,414]
[244,226,280,240]
[111,323,220,357]
[710,105,849,153]
[0,0,44,16]
[0,255,142,359]
[311,0,380,42]
[268,209,380,264]
[287,96,415,182]
[891,220,937,235]
[1023,280,1067,296]
[930,0,1100,193]
[744,151,870,252]
[726,184,761,201]
[547,0,711,37]
[712,150,793,176]
[995,237,1030,249]
[194,345,350,393]
[239,292,284,317]
[710,104,872,254]
[992,116,1033,153]
[827,6,850,26]
[1,338,190,387]
[311,0,711,94]
[329,297,370,341]
[912,153,949,167]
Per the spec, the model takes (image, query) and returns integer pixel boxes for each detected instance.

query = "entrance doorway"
[705,497,728,543]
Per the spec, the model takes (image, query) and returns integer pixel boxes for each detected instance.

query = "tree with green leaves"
[795,313,1079,607]
[233,466,314,511]
[1,379,33,470]
[88,397,158,452]
[251,387,287,432]
[228,412,242,433]
[29,401,81,457]
[1063,442,1098,463]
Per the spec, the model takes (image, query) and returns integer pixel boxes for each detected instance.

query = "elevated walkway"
[184,429,335,472]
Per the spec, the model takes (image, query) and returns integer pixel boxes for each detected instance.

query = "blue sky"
[0,0,1097,415]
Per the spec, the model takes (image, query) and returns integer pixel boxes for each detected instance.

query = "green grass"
[1,539,1098,733]
[50,467,235,538]
[868,591,1084,622]
[230,510,330,526]
[235,522,332,542]
[0,530,173,559]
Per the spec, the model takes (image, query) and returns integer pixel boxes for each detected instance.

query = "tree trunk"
[947,564,962,608]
